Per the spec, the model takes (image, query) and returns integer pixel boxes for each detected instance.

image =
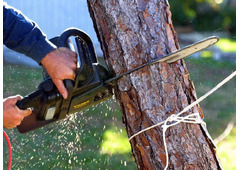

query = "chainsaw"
[16,27,219,133]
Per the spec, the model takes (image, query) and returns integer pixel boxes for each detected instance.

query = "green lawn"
[215,38,236,52]
[185,58,236,170]
[3,56,235,169]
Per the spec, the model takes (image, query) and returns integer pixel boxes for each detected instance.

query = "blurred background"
[3,0,236,169]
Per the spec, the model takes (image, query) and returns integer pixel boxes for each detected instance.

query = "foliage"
[169,0,236,34]
[215,38,236,52]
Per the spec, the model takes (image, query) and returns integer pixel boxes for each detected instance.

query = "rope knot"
[167,114,177,122]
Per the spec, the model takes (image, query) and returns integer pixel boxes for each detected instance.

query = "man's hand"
[3,95,32,129]
[41,47,77,99]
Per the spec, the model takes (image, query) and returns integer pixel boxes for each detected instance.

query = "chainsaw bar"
[104,36,219,84]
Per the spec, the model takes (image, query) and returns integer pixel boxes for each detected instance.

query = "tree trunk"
[87,0,222,169]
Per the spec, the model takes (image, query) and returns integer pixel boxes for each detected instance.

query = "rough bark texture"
[87,0,221,169]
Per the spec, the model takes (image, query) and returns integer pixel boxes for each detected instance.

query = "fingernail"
[63,92,67,99]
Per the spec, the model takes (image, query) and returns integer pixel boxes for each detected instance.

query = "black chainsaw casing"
[16,28,113,133]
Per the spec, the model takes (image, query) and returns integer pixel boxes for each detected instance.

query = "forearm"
[3,2,56,64]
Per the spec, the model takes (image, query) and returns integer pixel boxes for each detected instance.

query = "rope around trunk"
[129,71,236,169]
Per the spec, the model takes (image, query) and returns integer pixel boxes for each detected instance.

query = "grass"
[3,56,235,169]
[216,127,236,170]
[100,127,131,155]
[185,57,236,170]
[3,64,42,96]
[215,38,236,52]
[185,58,236,138]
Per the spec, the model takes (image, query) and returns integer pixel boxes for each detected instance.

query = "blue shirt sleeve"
[3,2,56,64]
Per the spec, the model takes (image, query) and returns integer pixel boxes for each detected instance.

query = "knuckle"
[28,108,32,114]
[73,57,78,63]
[24,110,31,116]
[72,51,77,57]
[70,71,76,79]
[65,69,75,77]
[16,121,21,126]
[72,63,77,70]
[15,95,22,99]
[16,115,23,121]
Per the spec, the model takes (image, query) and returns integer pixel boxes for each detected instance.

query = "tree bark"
[87,0,222,169]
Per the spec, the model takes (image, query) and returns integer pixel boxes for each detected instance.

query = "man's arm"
[3,3,77,98]
[3,2,56,64]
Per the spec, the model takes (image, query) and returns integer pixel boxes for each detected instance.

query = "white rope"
[129,71,236,169]
[162,113,205,170]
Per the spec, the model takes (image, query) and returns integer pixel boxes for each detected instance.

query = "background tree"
[169,0,236,34]
[87,0,222,169]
